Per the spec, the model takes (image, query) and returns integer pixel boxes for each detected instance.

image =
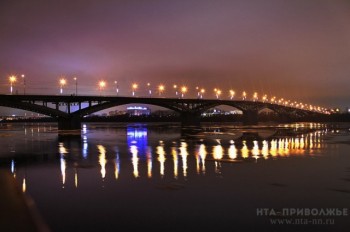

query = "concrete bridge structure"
[0,95,323,130]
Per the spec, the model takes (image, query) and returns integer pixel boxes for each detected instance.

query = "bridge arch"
[72,100,182,117]
[0,100,68,118]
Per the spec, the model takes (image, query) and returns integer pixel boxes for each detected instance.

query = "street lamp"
[114,81,119,96]
[242,91,247,100]
[229,90,235,100]
[158,84,165,96]
[73,77,78,95]
[200,88,205,99]
[59,78,66,95]
[181,86,187,98]
[173,85,178,97]
[262,94,267,103]
[21,74,26,95]
[132,83,138,96]
[216,89,222,99]
[253,92,258,101]
[214,88,221,99]
[147,83,151,97]
[196,86,200,98]
[9,75,17,95]
[99,80,106,95]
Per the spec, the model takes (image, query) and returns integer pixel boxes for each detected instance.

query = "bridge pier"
[58,116,81,131]
[243,110,259,125]
[180,112,201,127]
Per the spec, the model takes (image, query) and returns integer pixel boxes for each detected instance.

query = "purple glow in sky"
[1,0,350,111]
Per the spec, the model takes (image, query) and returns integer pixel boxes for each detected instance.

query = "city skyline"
[1,0,350,113]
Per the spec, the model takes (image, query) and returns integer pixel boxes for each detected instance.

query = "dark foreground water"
[1,122,350,232]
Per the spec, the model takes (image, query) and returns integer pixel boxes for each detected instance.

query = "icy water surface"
[1,122,350,232]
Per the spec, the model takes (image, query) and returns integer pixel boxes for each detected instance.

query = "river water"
[0,122,350,232]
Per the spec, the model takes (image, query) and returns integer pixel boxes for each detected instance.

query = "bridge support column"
[243,110,258,125]
[58,116,81,131]
[181,112,201,127]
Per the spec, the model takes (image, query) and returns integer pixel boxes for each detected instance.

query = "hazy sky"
[1,0,350,112]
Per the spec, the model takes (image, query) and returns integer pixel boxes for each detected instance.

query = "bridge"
[0,94,323,130]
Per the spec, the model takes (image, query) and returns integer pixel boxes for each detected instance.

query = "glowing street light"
[216,90,222,99]
[229,90,235,100]
[196,86,200,98]
[73,77,78,95]
[214,88,221,99]
[99,80,106,95]
[262,94,267,102]
[253,92,258,101]
[132,83,138,96]
[158,84,165,96]
[181,86,187,98]
[147,83,151,97]
[115,81,120,96]
[200,88,205,99]
[242,91,247,100]
[21,74,26,95]
[59,78,66,95]
[173,84,178,97]
[9,75,17,95]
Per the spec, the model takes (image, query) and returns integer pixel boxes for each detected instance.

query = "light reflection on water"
[2,122,350,231]
[0,122,336,190]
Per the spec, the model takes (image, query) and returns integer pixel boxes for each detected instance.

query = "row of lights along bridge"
[6,75,329,114]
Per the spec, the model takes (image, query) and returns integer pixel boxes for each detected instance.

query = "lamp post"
[173,85,178,97]
[158,84,165,97]
[114,81,119,96]
[132,83,138,96]
[73,77,78,95]
[181,86,187,98]
[9,75,17,95]
[21,74,26,95]
[200,88,205,99]
[99,80,106,96]
[147,83,151,97]
[59,78,66,95]
[253,92,258,101]
[229,90,235,100]
[242,91,247,100]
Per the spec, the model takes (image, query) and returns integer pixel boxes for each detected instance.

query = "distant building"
[127,106,151,116]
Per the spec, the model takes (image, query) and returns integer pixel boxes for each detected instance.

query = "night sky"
[1,0,350,112]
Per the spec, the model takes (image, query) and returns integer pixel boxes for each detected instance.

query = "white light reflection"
[115,153,120,180]
[146,148,152,178]
[11,159,15,176]
[270,140,277,157]
[213,144,223,173]
[228,141,237,160]
[58,143,68,187]
[241,141,249,158]
[252,141,260,160]
[180,142,188,178]
[262,140,269,159]
[130,145,139,178]
[98,145,107,180]
[22,178,26,193]
[60,154,66,187]
[74,169,78,188]
[171,146,178,179]
[156,142,166,178]
[82,135,88,159]
[198,144,207,174]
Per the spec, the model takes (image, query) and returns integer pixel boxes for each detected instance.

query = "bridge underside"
[0,95,325,131]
